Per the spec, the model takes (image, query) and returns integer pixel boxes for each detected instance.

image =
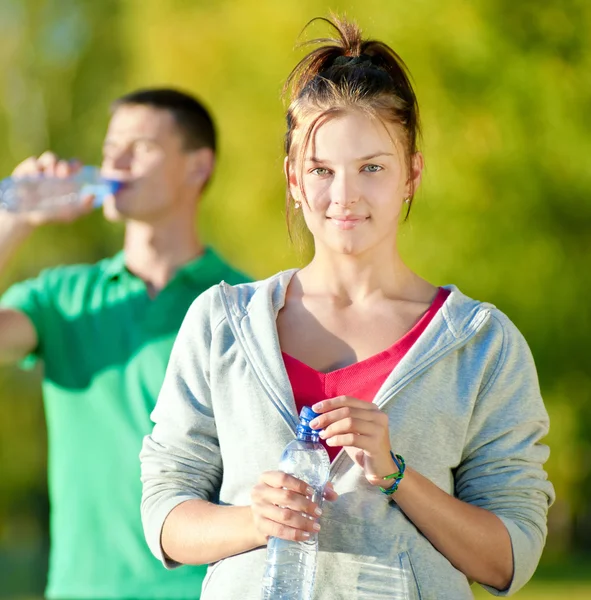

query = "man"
[0,88,249,599]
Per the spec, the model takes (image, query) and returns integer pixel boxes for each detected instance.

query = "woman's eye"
[311,167,330,176]
[363,164,383,173]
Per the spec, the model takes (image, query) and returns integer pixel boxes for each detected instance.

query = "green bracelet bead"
[378,452,406,495]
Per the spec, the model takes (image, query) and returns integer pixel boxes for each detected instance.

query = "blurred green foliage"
[0,0,590,597]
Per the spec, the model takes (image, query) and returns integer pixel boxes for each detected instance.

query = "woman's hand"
[310,396,398,486]
[250,471,338,545]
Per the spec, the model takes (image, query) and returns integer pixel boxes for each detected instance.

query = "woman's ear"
[284,156,300,202]
[406,151,424,197]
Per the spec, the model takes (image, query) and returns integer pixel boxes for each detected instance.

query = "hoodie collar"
[219,273,494,426]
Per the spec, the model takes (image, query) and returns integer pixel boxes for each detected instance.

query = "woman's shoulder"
[443,284,535,371]
[184,268,298,324]
[443,285,525,335]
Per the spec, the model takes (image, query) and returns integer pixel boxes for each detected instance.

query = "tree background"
[0,0,589,597]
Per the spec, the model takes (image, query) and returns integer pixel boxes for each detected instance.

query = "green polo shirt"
[0,248,249,599]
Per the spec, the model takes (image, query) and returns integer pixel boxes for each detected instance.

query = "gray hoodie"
[140,271,554,599]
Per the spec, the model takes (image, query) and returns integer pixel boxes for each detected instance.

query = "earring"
[404,196,411,204]
[294,201,301,209]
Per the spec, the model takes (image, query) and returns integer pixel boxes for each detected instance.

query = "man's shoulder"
[0,255,121,315]
[219,264,252,285]
[197,247,252,286]
[0,254,120,334]
[33,254,120,289]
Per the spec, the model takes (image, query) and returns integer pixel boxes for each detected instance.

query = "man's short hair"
[111,88,216,152]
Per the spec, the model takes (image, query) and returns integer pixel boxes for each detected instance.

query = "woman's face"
[288,109,422,257]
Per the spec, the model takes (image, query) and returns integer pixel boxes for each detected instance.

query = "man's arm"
[0,152,94,365]
[0,214,38,364]
[0,308,37,365]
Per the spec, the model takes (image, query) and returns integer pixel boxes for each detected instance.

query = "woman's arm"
[311,316,554,597]
[391,467,513,590]
[141,292,338,567]
[161,501,261,565]
[310,398,513,589]
[450,315,554,595]
[160,474,338,565]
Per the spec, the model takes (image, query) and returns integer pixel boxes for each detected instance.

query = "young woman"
[140,17,554,600]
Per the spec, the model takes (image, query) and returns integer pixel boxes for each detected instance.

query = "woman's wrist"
[366,451,406,495]
[366,451,402,487]
[246,505,269,549]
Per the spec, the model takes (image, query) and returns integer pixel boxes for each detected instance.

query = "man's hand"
[5,151,95,226]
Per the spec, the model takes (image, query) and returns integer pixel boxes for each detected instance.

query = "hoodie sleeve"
[140,286,223,568]
[454,311,555,596]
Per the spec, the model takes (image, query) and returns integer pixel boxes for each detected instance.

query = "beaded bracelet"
[378,452,406,495]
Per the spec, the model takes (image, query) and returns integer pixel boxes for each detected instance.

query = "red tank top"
[283,287,450,461]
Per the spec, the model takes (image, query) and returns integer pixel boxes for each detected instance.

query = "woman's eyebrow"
[305,152,394,163]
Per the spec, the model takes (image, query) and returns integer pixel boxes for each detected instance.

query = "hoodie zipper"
[218,284,300,433]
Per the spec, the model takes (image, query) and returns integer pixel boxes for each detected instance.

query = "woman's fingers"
[325,432,378,449]
[309,397,396,482]
[255,518,314,543]
[312,396,380,414]
[258,471,315,498]
[323,481,338,501]
[253,481,320,517]
[310,398,387,430]
[318,415,378,441]
[256,502,321,538]
[250,471,337,543]
[311,406,379,429]
[310,402,390,453]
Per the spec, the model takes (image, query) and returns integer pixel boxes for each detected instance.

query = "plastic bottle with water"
[261,406,330,600]
[0,166,122,213]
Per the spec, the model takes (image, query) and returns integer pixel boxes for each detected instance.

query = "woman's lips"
[328,216,367,230]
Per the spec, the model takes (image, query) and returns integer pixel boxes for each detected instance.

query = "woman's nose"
[330,173,359,207]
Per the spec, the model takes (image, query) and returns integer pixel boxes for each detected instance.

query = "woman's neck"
[298,248,433,305]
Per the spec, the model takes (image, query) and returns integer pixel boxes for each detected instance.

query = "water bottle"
[261,406,331,600]
[0,166,122,213]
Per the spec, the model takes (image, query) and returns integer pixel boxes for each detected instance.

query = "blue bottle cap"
[298,406,321,432]
[103,179,123,194]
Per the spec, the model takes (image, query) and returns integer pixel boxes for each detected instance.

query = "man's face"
[100,104,199,222]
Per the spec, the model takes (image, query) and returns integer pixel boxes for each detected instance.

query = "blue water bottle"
[261,406,331,600]
[0,166,122,213]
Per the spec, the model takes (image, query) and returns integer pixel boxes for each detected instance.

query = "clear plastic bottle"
[261,406,331,600]
[0,166,122,213]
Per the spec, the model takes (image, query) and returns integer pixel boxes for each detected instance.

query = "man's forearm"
[0,213,33,274]
[0,213,39,365]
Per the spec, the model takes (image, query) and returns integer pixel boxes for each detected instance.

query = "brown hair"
[112,88,216,152]
[284,16,421,236]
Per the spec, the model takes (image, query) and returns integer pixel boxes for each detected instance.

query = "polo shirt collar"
[102,246,227,285]
[172,246,228,285]
[103,251,127,281]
